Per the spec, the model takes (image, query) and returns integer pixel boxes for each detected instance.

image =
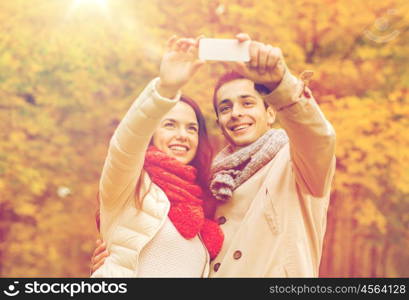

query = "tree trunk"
[380,239,391,277]
[320,191,338,276]
[370,245,378,277]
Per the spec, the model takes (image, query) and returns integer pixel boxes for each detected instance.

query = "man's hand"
[89,239,109,275]
[232,33,287,91]
[157,35,205,98]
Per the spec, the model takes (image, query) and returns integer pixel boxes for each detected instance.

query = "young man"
[208,34,335,277]
[90,33,335,277]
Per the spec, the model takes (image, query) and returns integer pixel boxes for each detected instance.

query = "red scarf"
[143,146,223,260]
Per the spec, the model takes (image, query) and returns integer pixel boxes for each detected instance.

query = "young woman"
[91,36,223,277]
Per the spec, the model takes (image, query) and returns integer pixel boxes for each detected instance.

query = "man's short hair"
[212,71,270,117]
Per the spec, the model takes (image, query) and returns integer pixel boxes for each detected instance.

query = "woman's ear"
[266,106,276,127]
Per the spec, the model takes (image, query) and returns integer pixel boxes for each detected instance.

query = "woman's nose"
[175,128,188,141]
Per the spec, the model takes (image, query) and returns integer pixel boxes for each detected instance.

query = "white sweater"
[137,218,207,277]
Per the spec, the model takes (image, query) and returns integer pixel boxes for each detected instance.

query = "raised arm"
[264,70,336,197]
[99,78,180,209]
[232,33,335,197]
[99,36,205,210]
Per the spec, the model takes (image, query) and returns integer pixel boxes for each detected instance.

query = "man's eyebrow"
[218,99,232,107]
[219,94,254,103]
[218,94,256,107]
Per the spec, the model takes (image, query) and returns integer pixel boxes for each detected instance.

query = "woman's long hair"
[96,96,215,231]
[172,96,216,218]
[179,96,213,192]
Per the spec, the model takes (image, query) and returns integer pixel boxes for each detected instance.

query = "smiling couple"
[90,33,336,278]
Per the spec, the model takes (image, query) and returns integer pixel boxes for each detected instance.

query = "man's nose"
[231,104,244,118]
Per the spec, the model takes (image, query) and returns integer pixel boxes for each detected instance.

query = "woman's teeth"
[169,145,188,152]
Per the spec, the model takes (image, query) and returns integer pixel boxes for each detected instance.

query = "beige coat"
[91,78,210,277]
[209,70,336,277]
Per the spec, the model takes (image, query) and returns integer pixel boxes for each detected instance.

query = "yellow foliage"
[1,0,408,278]
[15,203,37,217]
[354,199,387,234]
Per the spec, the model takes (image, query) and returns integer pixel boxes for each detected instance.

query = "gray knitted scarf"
[210,129,289,202]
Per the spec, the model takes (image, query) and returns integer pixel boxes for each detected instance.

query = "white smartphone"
[198,38,250,62]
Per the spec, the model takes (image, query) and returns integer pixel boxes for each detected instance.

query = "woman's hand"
[157,36,205,98]
[89,239,109,275]
[231,33,287,91]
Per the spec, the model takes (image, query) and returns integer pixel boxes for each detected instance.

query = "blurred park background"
[0,0,408,277]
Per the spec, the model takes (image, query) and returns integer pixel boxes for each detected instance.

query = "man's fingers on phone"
[258,44,270,74]
[249,42,260,68]
[267,47,282,71]
[265,46,275,70]
[233,61,250,77]
[235,33,251,42]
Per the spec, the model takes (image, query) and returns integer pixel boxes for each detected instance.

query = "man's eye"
[219,106,231,113]
[244,102,253,106]
[164,123,175,128]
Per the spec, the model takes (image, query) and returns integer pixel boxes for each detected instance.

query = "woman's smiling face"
[152,101,199,164]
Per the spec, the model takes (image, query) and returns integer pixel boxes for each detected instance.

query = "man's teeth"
[170,146,188,151]
[233,124,250,131]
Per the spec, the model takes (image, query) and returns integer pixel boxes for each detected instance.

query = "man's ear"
[266,106,276,127]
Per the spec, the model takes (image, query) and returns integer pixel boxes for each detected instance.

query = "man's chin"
[228,136,254,149]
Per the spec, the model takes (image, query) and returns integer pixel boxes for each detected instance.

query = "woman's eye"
[164,123,175,128]
[244,102,253,106]
[188,126,198,132]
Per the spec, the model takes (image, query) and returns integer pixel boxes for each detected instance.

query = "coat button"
[213,263,221,272]
[233,250,242,260]
[217,216,226,225]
